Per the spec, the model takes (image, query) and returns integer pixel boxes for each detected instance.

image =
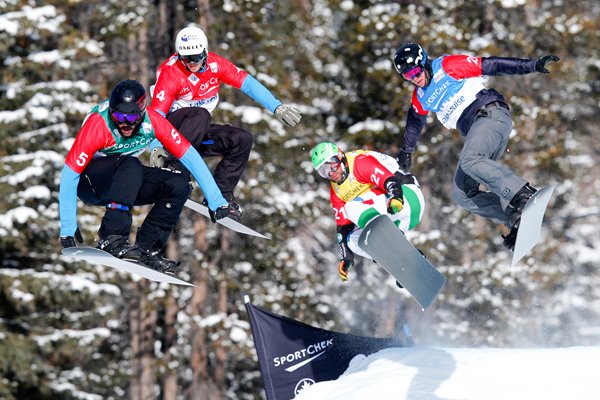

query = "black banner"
[244,297,410,399]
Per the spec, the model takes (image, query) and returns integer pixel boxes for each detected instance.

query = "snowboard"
[358,215,447,310]
[184,199,270,240]
[510,186,554,267]
[61,246,195,286]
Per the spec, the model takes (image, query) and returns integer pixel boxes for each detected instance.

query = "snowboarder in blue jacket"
[392,42,559,250]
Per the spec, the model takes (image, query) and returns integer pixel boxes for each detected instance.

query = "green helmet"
[311,142,349,182]
[311,142,341,170]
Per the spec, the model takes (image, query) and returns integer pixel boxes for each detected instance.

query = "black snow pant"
[77,154,191,251]
[166,107,253,201]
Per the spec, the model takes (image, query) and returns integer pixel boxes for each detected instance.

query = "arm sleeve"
[331,186,352,226]
[149,68,177,115]
[149,138,162,152]
[441,54,484,79]
[402,106,427,152]
[64,114,112,173]
[59,164,81,237]
[336,223,355,255]
[149,110,227,209]
[148,110,190,158]
[481,56,537,76]
[353,154,395,189]
[178,148,228,211]
[240,75,282,113]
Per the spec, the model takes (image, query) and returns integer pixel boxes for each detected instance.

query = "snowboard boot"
[502,226,518,252]
[98,235,140,259]
[502,184,536,252]
[138,249,179,276]
[231,200,243,214]
[506,184,537,229]
[227,200,243,221]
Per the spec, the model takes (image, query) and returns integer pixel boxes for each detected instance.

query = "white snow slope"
[294,346,600,400]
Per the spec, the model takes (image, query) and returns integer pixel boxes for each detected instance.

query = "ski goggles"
[110,110,143,125]
[402,65,424,81]
[179,50,207,64]
[316,156,342,179]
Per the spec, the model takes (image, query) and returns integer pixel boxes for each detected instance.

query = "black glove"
[396,148,413,172]
[60,227,84,249]
[337,224,355,281]
[384,176,405,214]
[337,244,354,282]
[535,55,560,73]
[209,204,241,223]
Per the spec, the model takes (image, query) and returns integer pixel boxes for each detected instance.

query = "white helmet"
[175,26,208,56]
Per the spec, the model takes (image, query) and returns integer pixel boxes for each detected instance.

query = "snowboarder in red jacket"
[311,142,425,282]
[149,26,302,217]
[59,80,234,274]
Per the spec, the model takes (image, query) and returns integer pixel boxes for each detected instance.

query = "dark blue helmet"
[393,43,427,75]
[108,80,146,134]
[109,80,147,115]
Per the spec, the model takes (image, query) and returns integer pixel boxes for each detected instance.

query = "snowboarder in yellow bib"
[311,142,425,282]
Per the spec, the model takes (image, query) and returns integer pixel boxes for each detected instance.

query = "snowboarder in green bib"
[58,79,236,274]
[311,142,425,282]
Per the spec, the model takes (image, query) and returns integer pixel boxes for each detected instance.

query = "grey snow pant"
[451,103,527,224]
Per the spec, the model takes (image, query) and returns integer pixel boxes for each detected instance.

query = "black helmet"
[393,42,427,75]
[109,80,147,115]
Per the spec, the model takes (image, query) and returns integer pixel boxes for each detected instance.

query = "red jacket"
[150,53,248,115]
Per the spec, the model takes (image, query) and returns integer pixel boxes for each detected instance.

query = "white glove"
[149,147,169,168]
[275,104,301,127]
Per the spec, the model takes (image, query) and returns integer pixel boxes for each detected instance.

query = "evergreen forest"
[1,0,599,399]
